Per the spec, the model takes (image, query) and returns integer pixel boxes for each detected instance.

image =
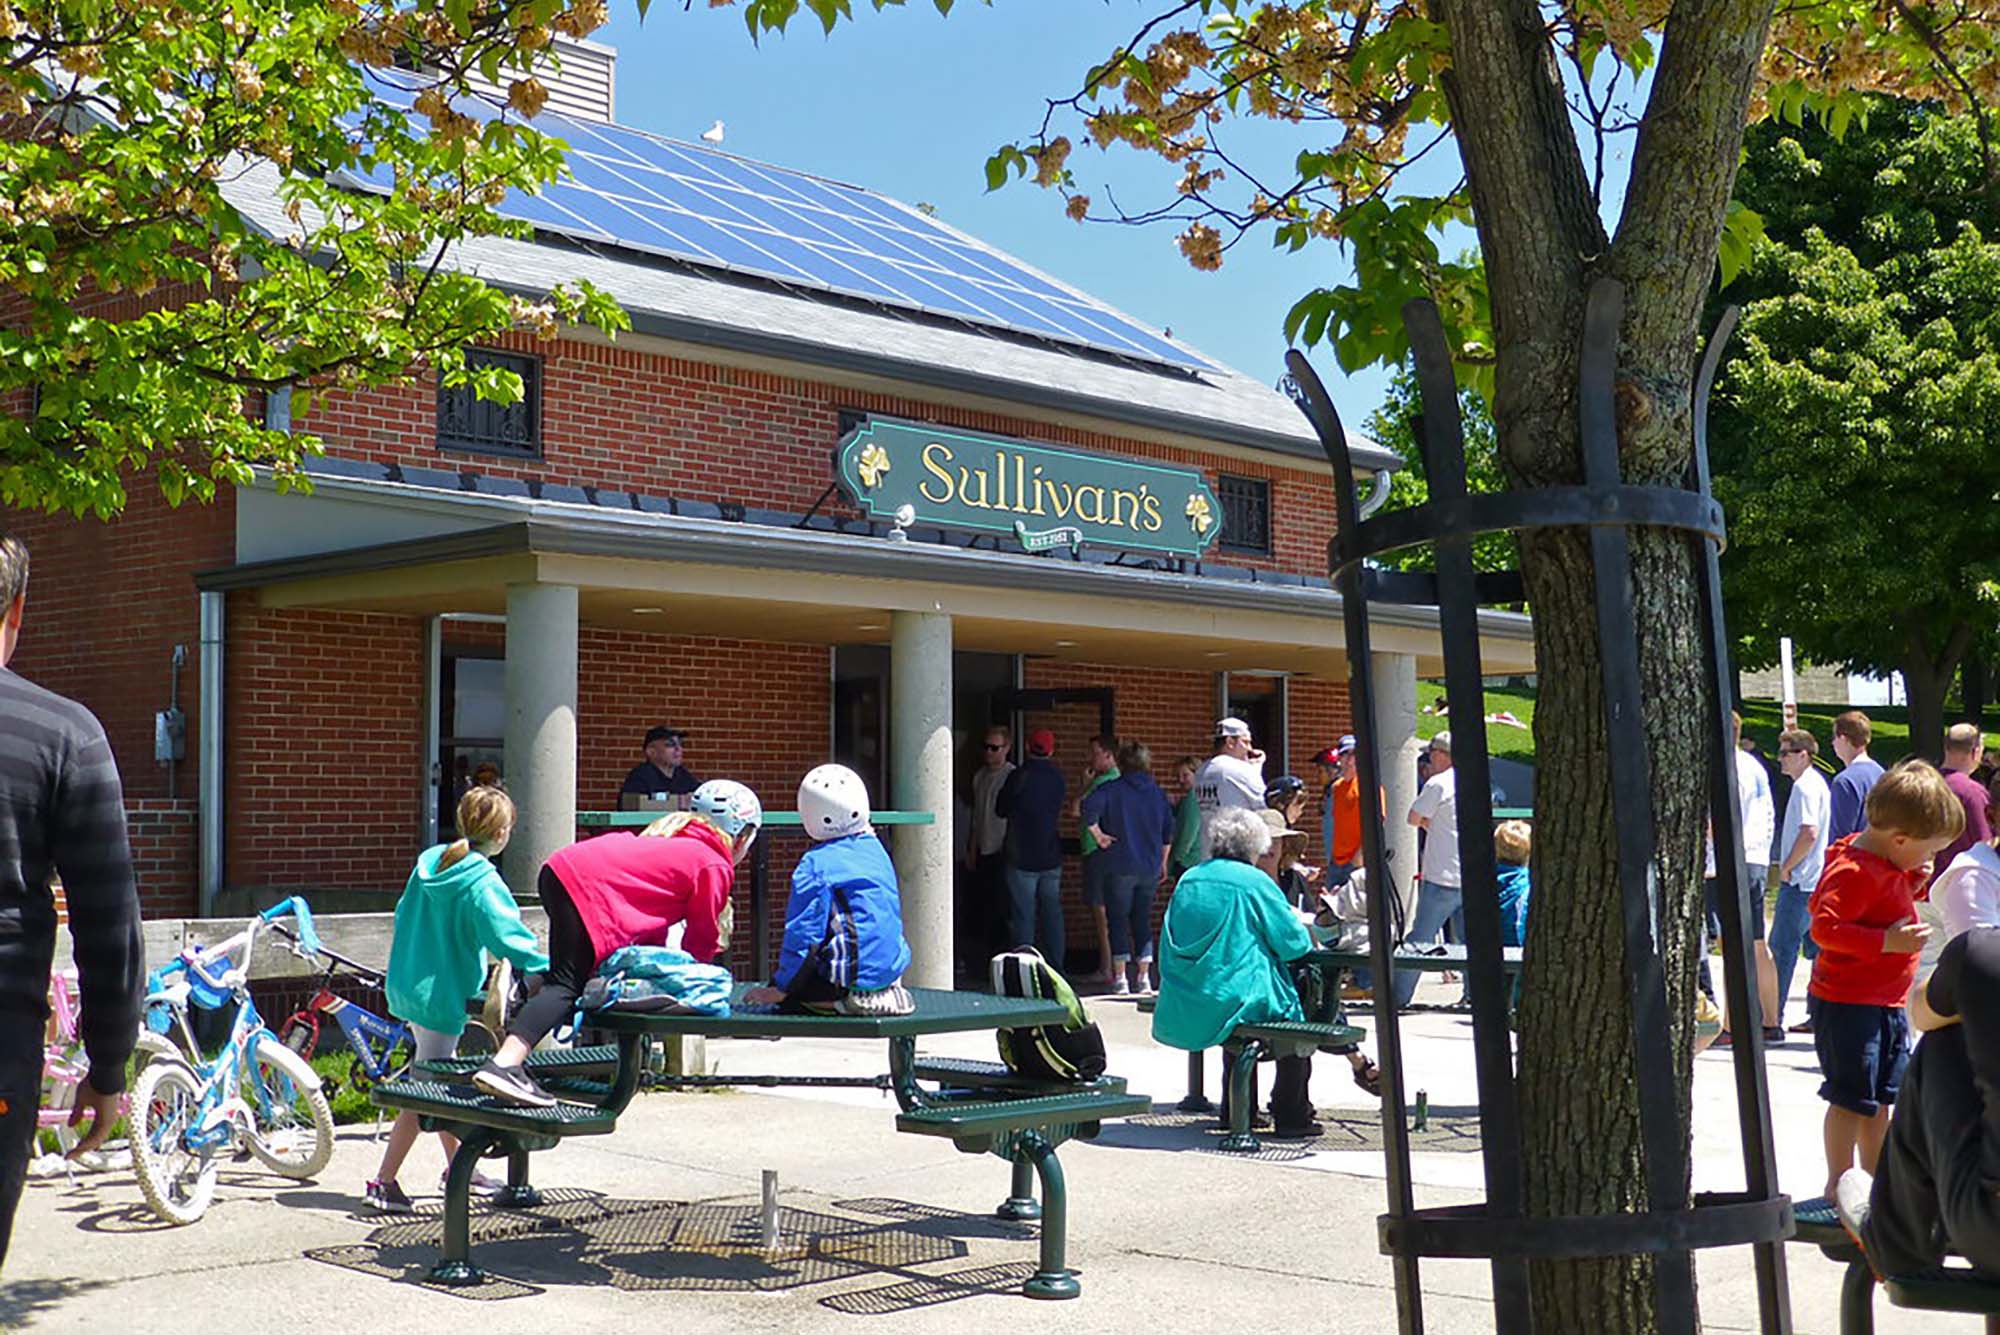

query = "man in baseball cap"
[620,725,700,810]
[1194,717,1268,851]
[1318,735,1365,887]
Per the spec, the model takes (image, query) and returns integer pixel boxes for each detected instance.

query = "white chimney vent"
[467,35,616,124]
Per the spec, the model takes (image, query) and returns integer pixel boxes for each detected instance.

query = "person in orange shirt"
[1314,737,1366,887]
[1807,761,1959,1201]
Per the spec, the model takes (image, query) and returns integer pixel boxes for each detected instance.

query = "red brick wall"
[297,333,1341,580]
[129,799,199,918]
[224,602,429,896]
[575,628,830,971]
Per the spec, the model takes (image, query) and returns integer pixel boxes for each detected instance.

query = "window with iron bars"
[1216,473,1272,556]
[438,349,541,458]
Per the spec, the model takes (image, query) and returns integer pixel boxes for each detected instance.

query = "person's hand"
[1885,918,1933,954]
[1302,865,1325,886]
[1248,747,1266,765]
[66,1085,121,1159]
[742,985,784,1005]
[1089,824,1116,847]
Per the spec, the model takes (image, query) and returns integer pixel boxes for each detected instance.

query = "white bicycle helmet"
[690,779,763,840]
[798,764,872,841]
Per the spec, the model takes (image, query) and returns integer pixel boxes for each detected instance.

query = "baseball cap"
[1027,728,1057,757]
[644,725,687,747]
[1214,717,1252,740]
[1429,730,1452,755]
[1258,808,1303,839]
[1338,734,1357,754]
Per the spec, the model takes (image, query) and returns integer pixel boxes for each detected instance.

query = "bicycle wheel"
[456,1021,499,1058]
[132,1061,217,1225]
[240,1038,333,1179]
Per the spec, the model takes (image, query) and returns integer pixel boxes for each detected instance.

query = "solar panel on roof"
[344,74,1212,374]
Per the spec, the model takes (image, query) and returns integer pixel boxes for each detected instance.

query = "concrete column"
[503,582,578,903]
[1371,650,1421,924]
[890,610,954,989]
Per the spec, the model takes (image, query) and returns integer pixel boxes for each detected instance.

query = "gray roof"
[220,157,1397,472]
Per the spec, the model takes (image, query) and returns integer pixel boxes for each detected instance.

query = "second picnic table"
[377,983,1148,1299]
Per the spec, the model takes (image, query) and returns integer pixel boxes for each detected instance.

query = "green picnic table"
[576,810,936,978]
[379,983,1148,1300]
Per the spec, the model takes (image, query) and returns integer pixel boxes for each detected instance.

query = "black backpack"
[990,948,1107,1082]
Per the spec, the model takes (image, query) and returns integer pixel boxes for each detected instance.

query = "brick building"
[6,45,1534,983]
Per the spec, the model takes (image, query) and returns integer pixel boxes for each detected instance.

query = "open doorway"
[1223,671,1288,783]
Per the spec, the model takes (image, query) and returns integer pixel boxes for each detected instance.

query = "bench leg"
[1219,1042,1264,1153]
[1838,1257,1875,1335]
[1017,1131,1079,1300]
[997,1154,1041,1221]
[492,1143,542,1210]
[1176,1050,1214,1114]
[432,1127,501,1286]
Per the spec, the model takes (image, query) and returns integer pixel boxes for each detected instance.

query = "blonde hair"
[641,811,732,841]
[438,785,516,872]
[1494,820,1532,866]
[1866,760,1966,842]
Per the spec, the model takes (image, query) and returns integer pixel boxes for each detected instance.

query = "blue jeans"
[1769,882,1815,1028]
[1102,872,1156,961]
[1005,864,1064,966]
[1394,879,1463,1009]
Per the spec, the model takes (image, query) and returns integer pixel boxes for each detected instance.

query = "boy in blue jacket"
[745,765,914,1016]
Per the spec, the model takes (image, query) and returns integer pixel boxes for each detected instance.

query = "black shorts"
[1814,999,1910,1117]
[1703,868,1768,942]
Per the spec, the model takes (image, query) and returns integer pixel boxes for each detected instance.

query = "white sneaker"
[1835,1167,1874,1254]
[1110,973,1130,996]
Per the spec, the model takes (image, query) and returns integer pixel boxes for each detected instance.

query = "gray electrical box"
[154,707,185,764]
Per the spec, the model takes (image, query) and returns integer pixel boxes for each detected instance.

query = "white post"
[1371,651,1422,926]
[503,582,579,904]
[1779,636,1798,730]
[890,610,954,989]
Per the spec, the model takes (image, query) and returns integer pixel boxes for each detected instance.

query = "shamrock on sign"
[1185,492,1213,535]
[856,443,892,489]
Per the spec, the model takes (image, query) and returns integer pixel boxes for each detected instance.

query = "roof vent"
[465,35,616,123]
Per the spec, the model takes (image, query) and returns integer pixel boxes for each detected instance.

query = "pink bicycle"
[38,968,176,1160]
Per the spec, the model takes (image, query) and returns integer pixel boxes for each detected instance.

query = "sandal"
[1351,1059,1382,1098]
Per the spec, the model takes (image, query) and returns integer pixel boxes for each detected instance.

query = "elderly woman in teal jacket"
[1153,805,1320,1138]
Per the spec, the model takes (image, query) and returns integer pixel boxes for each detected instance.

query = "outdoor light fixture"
[632,607,665,614]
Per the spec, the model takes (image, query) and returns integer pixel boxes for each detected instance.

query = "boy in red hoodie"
[1808,760,1962,1200]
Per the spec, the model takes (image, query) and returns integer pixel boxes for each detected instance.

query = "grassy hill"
[1417,682,1924,774]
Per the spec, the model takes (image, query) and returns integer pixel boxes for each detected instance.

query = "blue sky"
[592,1,1444,425]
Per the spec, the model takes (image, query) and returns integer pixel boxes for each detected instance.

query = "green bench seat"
[372,1070,634,1286]
[1218,1020,1366,1153]
[896,1088,1151,1300]
[1789,1195,2000,1333]
[373,1079,622,1136]
[909,1056,1127,1098]
[416,1043,621,1082]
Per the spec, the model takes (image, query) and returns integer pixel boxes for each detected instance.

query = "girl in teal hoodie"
[365,786,549,1213]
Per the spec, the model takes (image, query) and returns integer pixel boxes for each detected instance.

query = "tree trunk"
[1963,652,1985,729]
[1435,2,1776,1329]
[1904,623,1973,763]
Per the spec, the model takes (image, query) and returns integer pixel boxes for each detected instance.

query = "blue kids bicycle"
[274,929,501,1096]
[130,898,336,1225]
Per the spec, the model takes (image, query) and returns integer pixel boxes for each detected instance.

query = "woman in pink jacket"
[473,779,762,1107]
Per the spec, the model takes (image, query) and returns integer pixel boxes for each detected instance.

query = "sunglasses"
[985,743,1006,751]
[1778,748,1801,756]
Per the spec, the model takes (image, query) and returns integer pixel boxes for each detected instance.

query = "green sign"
[835,416,1223,558]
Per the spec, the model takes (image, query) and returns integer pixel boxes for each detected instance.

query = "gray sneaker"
[472,1059,555,1108]
[835,984,915,1017]
[364,1178,415,1215]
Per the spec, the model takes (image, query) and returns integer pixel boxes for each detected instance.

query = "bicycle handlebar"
[259,896,322,956]
[269,921,385,985]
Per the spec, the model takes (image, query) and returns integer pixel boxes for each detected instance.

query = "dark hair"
[0,531,25,610]
[1089,734,1116,757]
[1777,728,1817,758]
[1834,710,1872,749]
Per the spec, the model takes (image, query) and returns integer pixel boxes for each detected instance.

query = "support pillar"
[503,582,578,904]
[1372,650,1421,928]
[890,609,953,989]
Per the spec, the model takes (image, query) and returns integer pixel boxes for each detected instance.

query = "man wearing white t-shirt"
[1704,711,1784,1047]
[1394,731,1461,1010]
[1194,718,1267,850]
[1768,728,1832,1032]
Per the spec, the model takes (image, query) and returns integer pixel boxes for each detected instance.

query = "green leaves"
[734,0,974,41]
[0,0,630,517]
[1717,200,1766,288]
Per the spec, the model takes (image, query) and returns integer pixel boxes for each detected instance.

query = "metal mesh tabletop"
[591,985,1068,1039]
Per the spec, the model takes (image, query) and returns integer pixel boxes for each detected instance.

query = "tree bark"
[1434,2,1776,1329]
[1963,652,1985,729]
[1904,623,1973,763]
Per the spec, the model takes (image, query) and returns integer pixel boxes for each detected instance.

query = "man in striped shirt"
[0,530,142,1265]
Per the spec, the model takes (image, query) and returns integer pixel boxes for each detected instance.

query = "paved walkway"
[0,973,1957,1332]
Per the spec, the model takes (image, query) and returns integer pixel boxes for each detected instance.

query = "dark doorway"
[1224,672,1287,782]
[436,644,505,837]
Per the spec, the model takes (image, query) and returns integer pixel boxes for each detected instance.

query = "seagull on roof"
[701,120,725,144]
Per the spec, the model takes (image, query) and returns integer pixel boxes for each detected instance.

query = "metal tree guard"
[1285,276,1792,1335]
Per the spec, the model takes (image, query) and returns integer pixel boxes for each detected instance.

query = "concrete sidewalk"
[0,974,1956,1333]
